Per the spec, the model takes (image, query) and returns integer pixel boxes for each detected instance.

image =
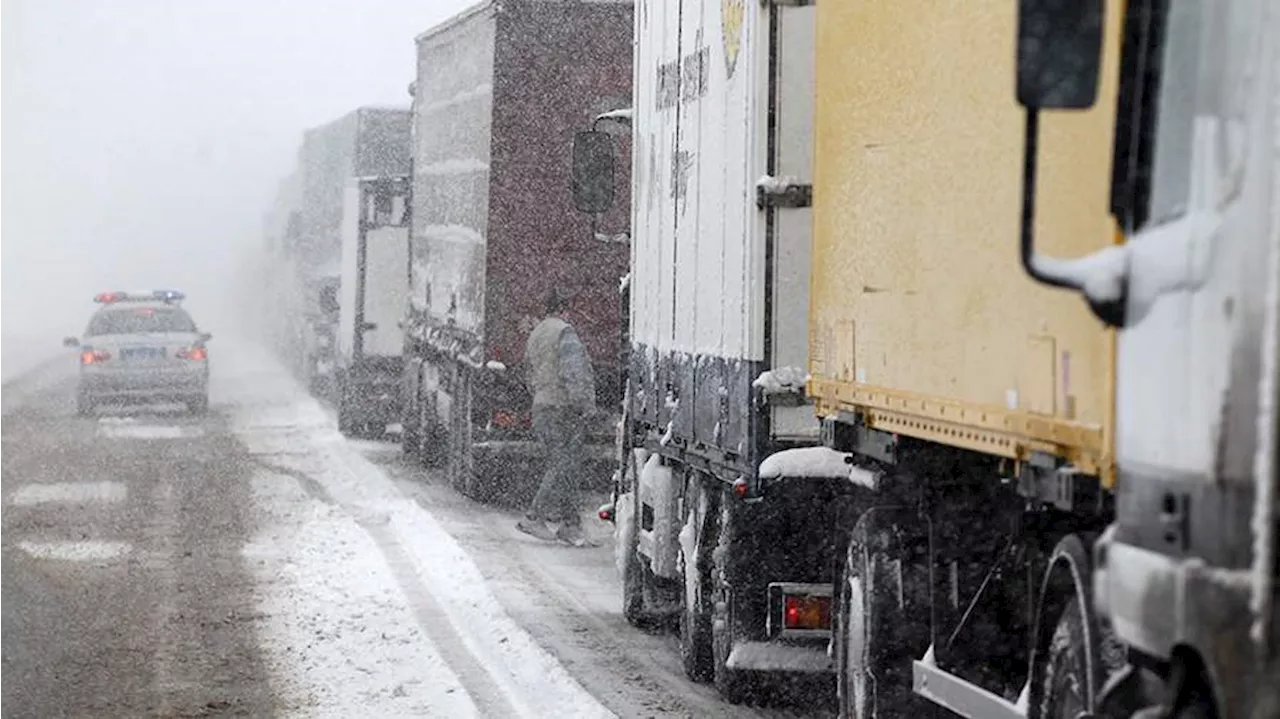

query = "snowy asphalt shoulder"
[2,341,833,718]
[222,345,619,717]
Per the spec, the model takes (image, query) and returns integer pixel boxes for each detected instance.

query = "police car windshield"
[87,307,196,336]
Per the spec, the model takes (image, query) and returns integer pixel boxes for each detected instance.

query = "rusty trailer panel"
[410,0,633,404]
[808,0,1125,481]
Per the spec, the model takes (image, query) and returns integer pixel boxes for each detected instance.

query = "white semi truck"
[334,175,411,438]
[574,0,837,700]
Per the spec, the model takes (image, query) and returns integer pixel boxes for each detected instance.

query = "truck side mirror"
[572,130,616,214]
[1013,0,1125,327]
[1015,0,1104,109]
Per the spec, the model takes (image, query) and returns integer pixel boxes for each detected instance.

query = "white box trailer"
[335,175,411,437]
[573,0,843,700]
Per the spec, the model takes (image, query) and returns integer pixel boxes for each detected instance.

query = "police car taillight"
[81,349,111,364]
[177,346,207,361]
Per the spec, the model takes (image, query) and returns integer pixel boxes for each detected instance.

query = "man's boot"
[555,523,589,547]
[516,516,557,541]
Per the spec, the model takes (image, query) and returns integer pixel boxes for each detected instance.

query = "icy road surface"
[2,339,833,718]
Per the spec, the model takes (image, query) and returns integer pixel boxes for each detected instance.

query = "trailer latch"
[755,175,812,209]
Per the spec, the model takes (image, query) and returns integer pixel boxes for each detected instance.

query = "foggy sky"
[2,0,472,355]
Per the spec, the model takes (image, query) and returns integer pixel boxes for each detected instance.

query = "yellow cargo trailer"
[808,0,1122,482]
[800,0,1280,717]
[806,6,1132,716]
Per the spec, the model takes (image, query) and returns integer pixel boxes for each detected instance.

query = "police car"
[63,290,212,415]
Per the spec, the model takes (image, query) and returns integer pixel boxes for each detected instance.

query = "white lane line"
[9,481,128,506]
[17,540,132,562]
[98,424,201,439]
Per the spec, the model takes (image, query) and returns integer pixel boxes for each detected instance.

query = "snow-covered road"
[221,344,833,718]
[222,346,615,717]
[3,338,832,717]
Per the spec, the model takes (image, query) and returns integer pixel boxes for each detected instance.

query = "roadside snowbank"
[222,344,614,719]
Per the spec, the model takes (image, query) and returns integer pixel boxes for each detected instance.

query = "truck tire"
[678,476,715,682]
[418,411,447,468]
[446,375,477,497]
[1038,595,1090,719]
[619,453,657,628]
[337,373,357,436]
[711,496,752,704]
[1031,534,1124,719]
[835,505,938,719]
[187,394,209,416]
[76,391,94,417]
[400,402,421,457]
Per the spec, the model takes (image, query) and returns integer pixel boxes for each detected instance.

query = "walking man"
[517,288,596,546]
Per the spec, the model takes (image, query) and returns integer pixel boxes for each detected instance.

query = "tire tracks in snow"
[381,462,829,719]
[249,457,520,718]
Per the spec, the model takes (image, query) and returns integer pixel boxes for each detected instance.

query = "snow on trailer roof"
[758,447,880,489]
[413,0,495,44]
[352,173,411,182]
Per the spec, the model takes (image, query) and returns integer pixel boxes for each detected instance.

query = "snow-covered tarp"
[758,447,879,489]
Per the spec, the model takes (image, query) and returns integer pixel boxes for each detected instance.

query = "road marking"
[17,540,132,562]
[98,424,202,439]
[9,481,128,506]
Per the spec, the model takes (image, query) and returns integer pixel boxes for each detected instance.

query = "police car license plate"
[122,347,164,361]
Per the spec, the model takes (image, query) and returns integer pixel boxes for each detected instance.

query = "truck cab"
[1018,0,1280,714]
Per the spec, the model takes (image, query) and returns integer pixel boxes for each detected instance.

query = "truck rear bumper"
[726,640,833,674]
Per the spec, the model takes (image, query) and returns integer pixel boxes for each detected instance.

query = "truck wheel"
[187,394,209,416]
[76,391,94,417]
[836,505,936,719]
[1038,595,1089,719]
[400,405,421,456]
[618,453,657,627]
[678,477,714,682]
[448,417,476,497]
[711,497,752,704]
[1031,534,1124,719]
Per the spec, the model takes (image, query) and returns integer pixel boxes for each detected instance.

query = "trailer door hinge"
[756,181,812,209]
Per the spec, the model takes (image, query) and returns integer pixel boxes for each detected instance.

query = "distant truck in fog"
[334,174,410,437]
[263,107,411,395]
[399,0,633,503]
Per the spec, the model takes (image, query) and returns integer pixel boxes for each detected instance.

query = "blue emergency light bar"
[94,289,186,304]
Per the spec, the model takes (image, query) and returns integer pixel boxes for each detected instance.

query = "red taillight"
[783,594,832,631]
[177,346,207,361]
[493,410,517,428]
[732,477,750,498]
[597,502,615,522]
[81,349,111,365]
